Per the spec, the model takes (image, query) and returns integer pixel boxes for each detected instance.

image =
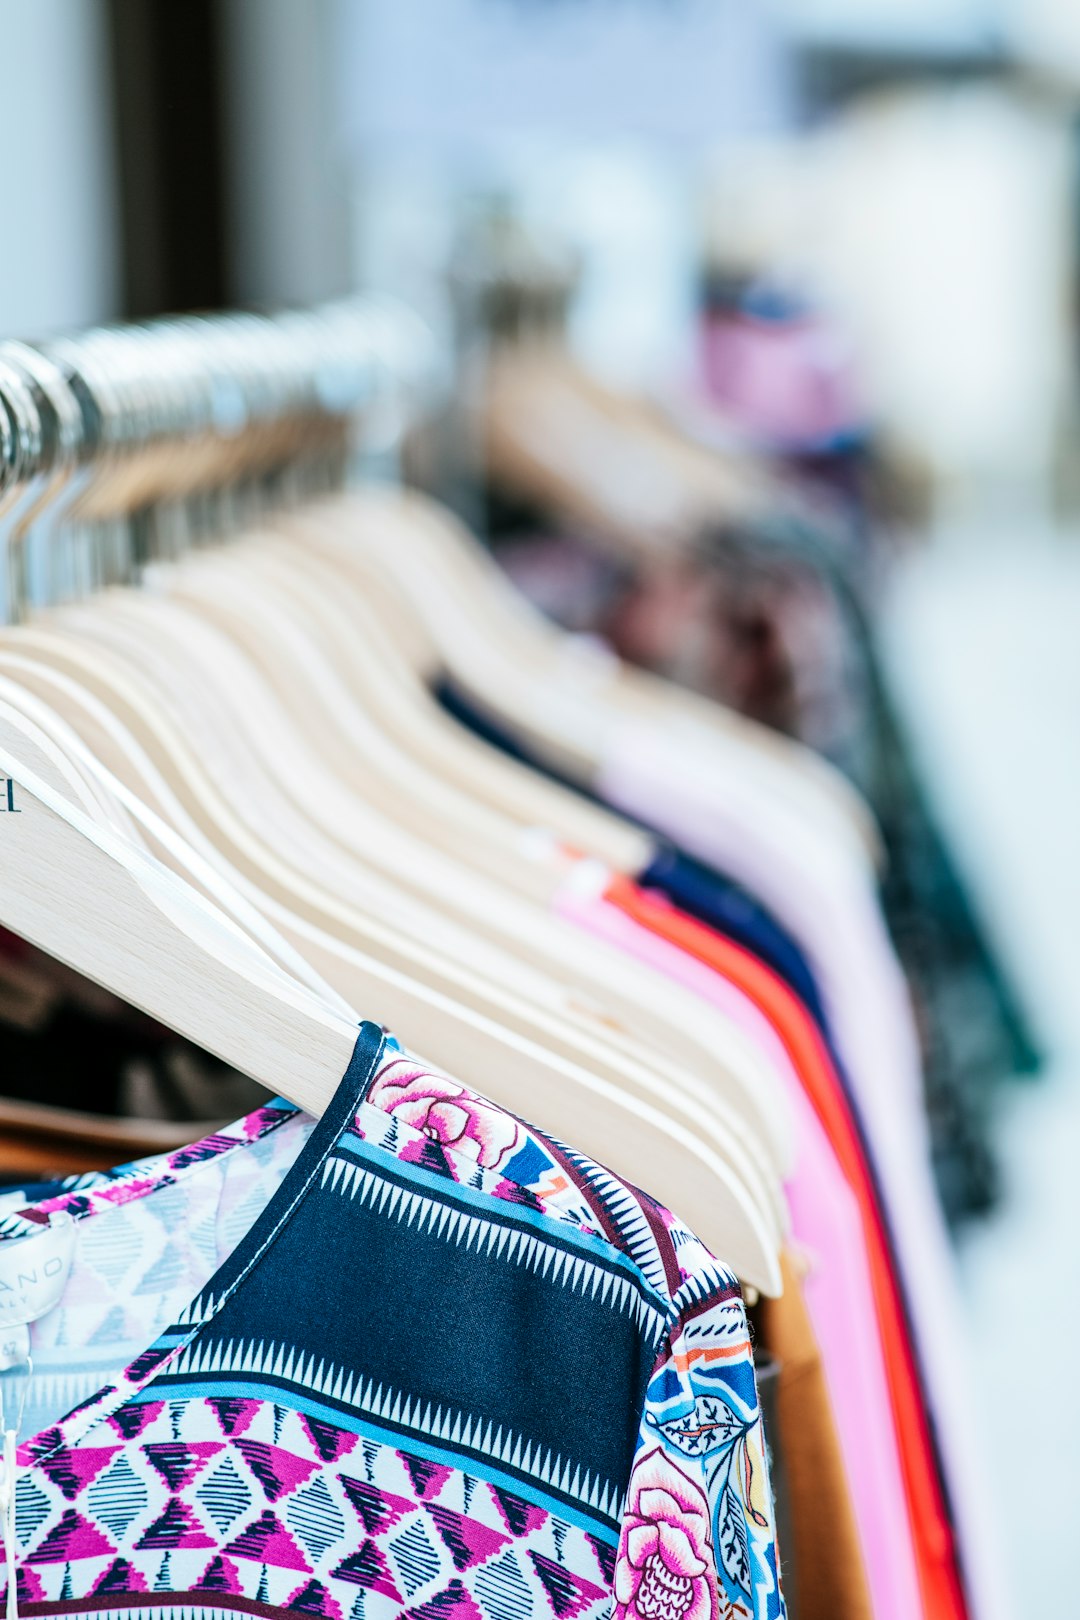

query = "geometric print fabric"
[0,1024,785,1620]
[16,1393,613,1620]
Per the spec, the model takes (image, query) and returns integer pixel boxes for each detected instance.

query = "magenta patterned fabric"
[0,1025,784,1620]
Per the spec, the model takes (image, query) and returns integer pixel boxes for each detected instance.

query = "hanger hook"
[0,342,89,617]
[0,356,46,626]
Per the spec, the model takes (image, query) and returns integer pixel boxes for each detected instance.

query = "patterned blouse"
[0,1024,784,1620]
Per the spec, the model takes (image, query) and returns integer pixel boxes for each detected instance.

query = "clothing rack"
[0,298,437,621]
[0,288,1003,1620]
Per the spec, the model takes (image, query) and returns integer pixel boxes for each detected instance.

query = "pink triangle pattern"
[400,1452,454,1504]
[3,1399,618,1617]
[235,1439,319,1503]
[91,1558,149,1596]
[0,1565,45,1605]
[136,1496,217,1551]
[197,1554,245,1595]
[330,1540,402,1603]
[403,1578,486,1620]
[300,1416,358,1466]
[25,1508,115,1565]
[528,1551,609,1618]
[339,1474,416,1537]
[108,1402,164,1443]
[287,1577,346,1619]
[489,1485,549,1540]
[225,1509,312,1572]
[37,1444,123,1501]
[425,1505,511,1574]
[142,1440,225,1493]
[208,1397,261,1438]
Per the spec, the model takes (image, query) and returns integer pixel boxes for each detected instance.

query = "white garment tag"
[0,1215,75,1362]
[0,1329,29,1378]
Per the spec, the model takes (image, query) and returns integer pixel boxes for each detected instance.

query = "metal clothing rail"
[0,298,437,622]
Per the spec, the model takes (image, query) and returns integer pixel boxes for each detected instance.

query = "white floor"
[882,534,1080,1613]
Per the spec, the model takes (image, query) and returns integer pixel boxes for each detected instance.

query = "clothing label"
[0,1326,29,1375]
[0,1214,74,1340]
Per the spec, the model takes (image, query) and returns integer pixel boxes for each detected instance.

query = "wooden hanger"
[305,486,879,864]
[0,325,787,1276]
[158,544,570,906]
[36,589,792,1187]
[158,543,788,1120]
[0,661,359,1016]
[0,625,787,1255]
[482,343,769,559]
[197,528,653,872]
[0,693,783,1292]
[150,546,792,1199]
[0,699,362,1105]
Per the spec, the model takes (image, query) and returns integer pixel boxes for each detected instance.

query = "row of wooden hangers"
[0,300,859,1298]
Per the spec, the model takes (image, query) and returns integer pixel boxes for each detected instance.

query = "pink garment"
[557,883,924,1620]
[597,721,1004,1620]
[699,307,862,450]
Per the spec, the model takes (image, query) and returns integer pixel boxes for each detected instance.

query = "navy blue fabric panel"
[199,1133,661,1520]
[639,846,831,1038]
[437,677,555,777]
[182,1021,385,1312]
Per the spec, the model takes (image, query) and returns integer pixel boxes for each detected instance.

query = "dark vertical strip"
[105,0,229,318]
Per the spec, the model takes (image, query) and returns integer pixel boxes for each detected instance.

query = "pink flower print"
[368,1062,521,1170]
[614,1449,718,1620]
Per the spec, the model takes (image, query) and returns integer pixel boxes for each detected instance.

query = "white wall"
[0,0,118,338]
[794,86,1076,526]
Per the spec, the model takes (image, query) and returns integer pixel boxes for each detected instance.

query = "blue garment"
[638,845,832,1039]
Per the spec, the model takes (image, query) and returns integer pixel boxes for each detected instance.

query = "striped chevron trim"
[320,1151,669,1340]
[543,1141,675,1295]
[177,1293,220,1328]
[675,1265,745,1317]
[160,1336,625,1522]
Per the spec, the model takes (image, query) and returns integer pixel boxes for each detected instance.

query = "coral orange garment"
[606,875,967,1620]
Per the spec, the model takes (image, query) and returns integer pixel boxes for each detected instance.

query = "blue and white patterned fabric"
[0,1024,784,1620]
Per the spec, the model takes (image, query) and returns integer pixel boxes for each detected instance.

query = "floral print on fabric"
[367,1039,786,1620]
[0,1030,784,1620]
[629,1292,783,1620]
[367,1052,522,1169]
[615,1448,717,1620]
[366,1037,606,1234]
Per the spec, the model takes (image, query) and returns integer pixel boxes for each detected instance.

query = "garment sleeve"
[613,1284,786,1620]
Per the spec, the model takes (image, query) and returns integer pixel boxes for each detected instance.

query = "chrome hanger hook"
[0,356,47,626]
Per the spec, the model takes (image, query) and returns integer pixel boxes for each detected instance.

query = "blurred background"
[3,0,1078,1603]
